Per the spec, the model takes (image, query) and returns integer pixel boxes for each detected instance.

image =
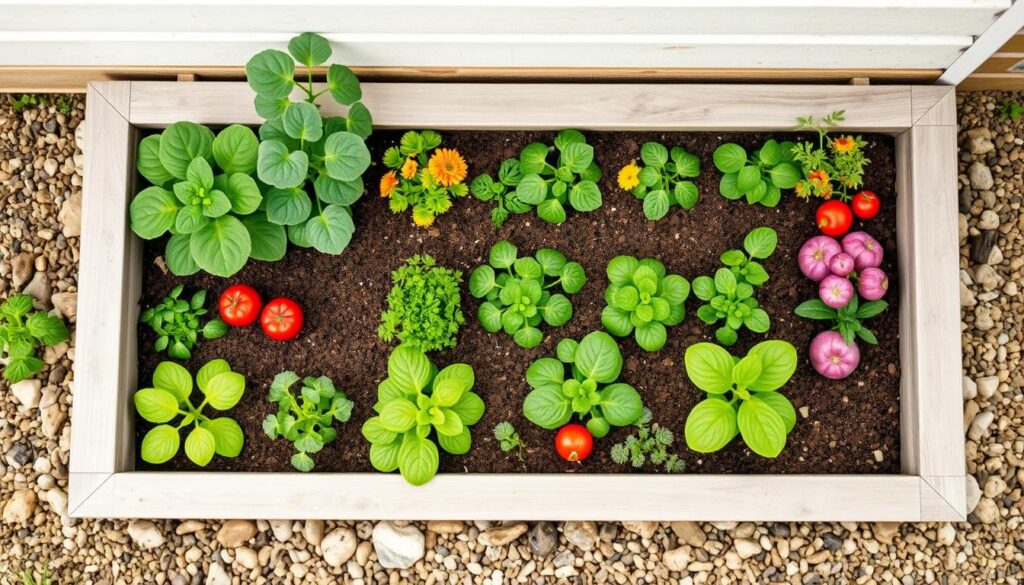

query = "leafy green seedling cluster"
[493,421,525,459]
[523,332,644,438]
[999,100,1024,121]
[134,360,246,466]
[514,130,603,224]
[601,256,689,352]
[378,255,465,352]
[683,340,798,458]
[469,240,586,349]
[0,294,69,383]
[470,159,532,228]
[362,345,485,485]
[263,371,354,471]
[795,295,887,345]
[693,227,776,346]
[627,142,701,219]
[713,139,801,207]
[140,285,227,360]
[246,32,372,255]
[610,408,685,473]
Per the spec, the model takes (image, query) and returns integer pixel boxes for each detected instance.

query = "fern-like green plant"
[609,408,684,473]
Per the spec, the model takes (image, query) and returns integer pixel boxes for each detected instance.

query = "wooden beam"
[940,1,1024,85]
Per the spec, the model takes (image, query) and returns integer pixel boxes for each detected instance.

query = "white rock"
[128,519,166,549]
[968,162,994,190]
[978,209,1000,230]
[965,475,981,514]
[303,519,325,547]
[563,521,599,551]
[734,538,761,559]
[40,405,66,439]
[205,562,231,585]
[973,264,1001,290]
[976,375,999,399]
[2,489,36,523]
[983,475,1007,498]
[175,520,205,535]
[671,521,706,547]
[937,523,955,546]
[965,128,995,155]
[974,498,999,524]
[45,487,67,517]
[23,272,51,307]
[620,520,658,540]
[426,520,464,534]
[371,521,424,570]
[269,519,293,543]
[479,522,528,546]
[11,253,34,288]
[960,282,977,307]
[663,545,691,571]
[59,192,82,238]
[321,527,357,567]
[987,245,1004,265]
[51,292,77,322]
[235,547,258,570]
[968,411,995,441]
[962,375,977,400]
[11,379,42,410]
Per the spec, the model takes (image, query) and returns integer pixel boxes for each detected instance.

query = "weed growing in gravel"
[0,294,69,383]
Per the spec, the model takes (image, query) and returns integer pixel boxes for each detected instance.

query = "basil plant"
[601,256,689,352]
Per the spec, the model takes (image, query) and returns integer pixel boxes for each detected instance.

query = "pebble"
[128,520,166,549]
[235,547,257,570]
[663,546,691,571]
[620,520,658,539]
[937,523,956,546]
[969,162,994,190]
[528,521,557,557]
[11,379,42,410]
[734,538,761,559]
[975,498,1000,524]
[562,521,598,551]
[672,521,706,546]
[269,519,292,542]
[479,522,527,546]
[426,520,463,534]
[51,291,77,321]
[371,521,424,569]
[321,527,356,567]
[59,192,82,238]
[2,489,36,523]
[963,375,978,399]
[11,252,34,288]
[176,520,205,535]
[216,520,257,548]
[303,519,324,546]
[968,411,995,440]
[205,563,230,585]
[979,209,1001,230]
[976,375,999,399]
[23,271,51,306]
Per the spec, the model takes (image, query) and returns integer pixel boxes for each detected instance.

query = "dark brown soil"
[135,129,901,476]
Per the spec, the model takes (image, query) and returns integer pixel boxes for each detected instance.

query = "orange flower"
[795,181,808,197]
[379,170,398,198]
[401,158,418,180]
[427,148,468,187]
[832,135,855,153]
[808,169,829,187]
[821,184,833,199]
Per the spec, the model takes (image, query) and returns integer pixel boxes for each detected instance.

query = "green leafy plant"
[523,332,644,438]
[381,131,468,226]
[610,408,685,473]
[246,31,372,255]
[469,240,586,349]
[618,142,700,219]
[0,294,69,383]
[683,340,798,458]
[8,94,42,113]
[795,295,887,345]
[493,421,525,459]
[692,227,776,346]
[791,110,870,201]
[999,100,1024,121]
[713,139,800,207]
[262,371,354,471]
[601,256,689,352]
[513,129,603,224]
[16,564,53,585]
[133,359,246,466]
[470,159,532,228]
[140,285,227,360]
[130,121,283,277]
[378,255,464,352]
[362,345,484,485]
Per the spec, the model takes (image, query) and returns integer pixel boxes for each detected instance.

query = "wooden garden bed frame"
[69,81,964,521]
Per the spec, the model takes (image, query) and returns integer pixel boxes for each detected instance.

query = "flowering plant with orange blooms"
[381,130,469,227]
[791,110,870,201]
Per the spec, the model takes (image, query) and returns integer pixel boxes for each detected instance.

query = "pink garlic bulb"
[858,267,889,301]
[829,253,855,277]
[809,331,861,379]
[841,231,883,271]
[819,274,854,309]
[798,236,842,282]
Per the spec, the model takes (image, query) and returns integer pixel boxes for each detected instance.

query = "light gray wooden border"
[70,81,965,521]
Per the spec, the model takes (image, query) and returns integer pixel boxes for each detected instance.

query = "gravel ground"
[0,91,1021,584]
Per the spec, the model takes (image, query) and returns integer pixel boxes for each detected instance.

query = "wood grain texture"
[911,86,957,125]
[974,55,1024,73]
[922,476,967,520]
[959,73,1024,90]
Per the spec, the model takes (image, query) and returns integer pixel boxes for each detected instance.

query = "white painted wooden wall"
[0,0,1012,72]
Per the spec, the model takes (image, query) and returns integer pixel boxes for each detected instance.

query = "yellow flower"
[412,207,435,227]
[617,161,641,190]
[379,171,398,198]
[832,136,855,153]
[795,181,808,197]
[401,158,418,180]
[427,148,467,187]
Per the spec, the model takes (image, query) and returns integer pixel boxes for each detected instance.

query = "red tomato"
[816,200,854,237]
[260,298,303,341]
[219,284,262,327]
[851,190,880,220]
[555,424,593,462]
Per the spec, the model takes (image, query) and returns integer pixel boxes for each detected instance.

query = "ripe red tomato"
[260,298,303,341]
[219,284,262,327]
[851,190,880,220]
[816,200,854,237]
[555,424,593,462]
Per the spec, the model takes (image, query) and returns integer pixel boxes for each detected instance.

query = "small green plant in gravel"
[0,294,69,383]
[263,371,354,472]
[601,256,689,352]
[493,421,525,459]
[134,359,246,467]
[713,138,800,207]
[378,255,464,352]
[362,345,484,485]
[140,285,227,360]
[523,332,644,438]
[469,240,586,348]
[470,159,532,228]
[514,129,603,224]
[618,142,701,219]
[999,100,1024,121]
[610,408,685,473]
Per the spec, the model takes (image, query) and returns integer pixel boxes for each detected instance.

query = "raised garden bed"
[70,79,964,521]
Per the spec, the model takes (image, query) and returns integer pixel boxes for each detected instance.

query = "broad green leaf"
[437,427,471,455]
[684,398,737,453]
[326,64,362,105]
[794,299,838,320]
[137,134,174,186]
[599,383,644,426]
[185,426,217,466]
[346,102,373,139]
[556,338,578,362]
[159,122,214,181]
[240,212,287,262]
[768,162,801,189]
[153,361,192,402]
[140,425,180,464]
[732,354,763,388]
[523,385,571,429]
[560,142,593,173]
[282,101,323,142]
[130,186,179,239]
[640,142,669,167]
[643,189,670,220]
[257,140,308,189]
[747,340,797,392]
[190,215,251,277]
[601,306,633,337]
[265,187,312,226]
[315,174,363,205]
[541,294,572,327]
[736,165,761,193]
[259,118,299,151]
[759,139,781,165]
[744,308,771,333]
[535,248,567,276]
[513,257,542,280]
[212,124,259,175]
[450,392,485,425]
[288,31,331,67]
[398,434,439,486]
[165,234,199,276]
[134,388,179,423]
[716,326,739,346]
[674,181,699,209]
[203,371,245,410]
[322,131,370,182]
[574,331,622,384]
[560,262,586,294]
[713,143,746,173]
[380,399,419,432]
[568,180,601,212]
[743,226,778,259]
[554,129,586,150]
[519,142,549,174]
[674,149,700,177]
[719,172,742,200]
[762,184,782,207]
[714,267,737,296]
[24,313,68,345]
[515,174,547,205]
[478,302,502,333]
[245,49,295,99]
[304,204,354,254]
[756,391,797,433]
[613,286,640,311]
[660,274,690,305]
[488,240,518,269]
[684,342,734,394]
[254,95,291,120]
[361,417,397,445]
[291,451,315,472]
[213,173,261,215]
[387,345,432,392]
[369,439,401,472]
[737,396,787,458]
[201,190,231,218]
[434,363,473,397]
[536,198,566,224]
[204,417,244,457]
[196,359,231,393]
[468,265,496,298]
[526,358,565,388]
[634,321,667,352]
[434,408,465,436]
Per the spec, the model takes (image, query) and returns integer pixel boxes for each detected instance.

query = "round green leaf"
[190,215,251,277]
[744,308,771,334]
[560,142,593,173]
[212,124,259,175]
[559,262,586,294]
[203,371,245,410]
[513,257,542,280]
[743,226,778,259]
[514,326,543,349]
[641,142,669,167]
[519,143,549,174]
[478,302,502,333]
[574,331,623,384]
[153,361,192,402]
[607,256,639,285]
[714,267,737,296]
[380,399,419,432]
[282,101,323,142]
[536,198,566,224]
[660,274,690,305]
[134,388,180,423]
[322,131,371,182]
[196,359,231,393]
[601,306,633,337]
[369,440,401,472]
[713,143,747,173]
[768,162,801,189]
[202,190,232,218]
[541,294,572,327]
[643,189,670,220]
[737,396,788,458]
[438,428,471,455]
[634,321,667,352]
[716,326,739,346]
[747,340,797,392]
[265,187,312,226]
[732,354,763,388]
[159,122,214,181]
[291,451,315,472]
[599,383,643,426]
[684,398,738,453]
[398,435,439,486]
[451,392,485,425]
[684,342,735,394]
[240,212,287,262]
[204,417,244,457]
[214,173,261,215]
[674,181,699,209]
[488,240,518,269]
[568,180,601,212]
[757,391,797,433]
[469,265,496,298]
[140,425,180,464]
[326,64,362,106]
[523,385,571,429]
[185,426,217,466]
[515,174,548,205]
[719,172,742,200]
[137,134,174,186]
[288,31,332,67]
[534,248,567,277]
[361,417,397,445]
[254,95,291,120]
[554,129,586,150]
[526,358,565,388]
[759,139,782,165]
[315,174,363,206]
[165,234,199,276]
[257,140,308,189]
[304,204,354,255]
[174,204,208,235]
[245,49,295,99]
[736,165,761,194]
[202,319,228,339]
[345,102,373,139]
[130,186,180,239]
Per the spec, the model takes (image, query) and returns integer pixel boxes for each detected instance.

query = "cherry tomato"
[260,298,304,341]
[219,284,262,327]
[816,200,854,237]
[851,190,880,220]
[555,424,593,462]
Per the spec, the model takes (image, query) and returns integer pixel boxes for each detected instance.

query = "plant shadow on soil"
[136,129,901,476]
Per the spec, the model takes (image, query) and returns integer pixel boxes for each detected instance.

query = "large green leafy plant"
[263,371,354,472]
[514,130,603,224]
[470,159,531,228]
[683,341,798,458]
[246,32,372,255]
[469,240,586,349]
[378,255,464,352]
[601,256,689,352]
[713,139,800,207]
[131,122,283,277]
[133,359,246,466]
[0,294,68,383]
[139,285,227,360]
[523,332,644,438]
[623,142,701,220]
[362,345,484,485]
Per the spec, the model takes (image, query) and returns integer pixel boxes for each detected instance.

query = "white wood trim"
[921,476,968,520]
[939,0,1024,84]
[911,85,957,125]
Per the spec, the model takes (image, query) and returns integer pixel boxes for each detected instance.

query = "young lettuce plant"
[133,359,246,467]
[361,345,484,485]
[618,142,700,220]
[713,139,801,206]
[683,340,798,458]
[380,130,469,227]
[139,285,227,360]
[131,122,283,277]
[523,332,644,438]
[0,294,68,383]
[470,159,532,228]
[378,255,465,352]
[262,372,354,472]
[469,240,586,349]
[246,32,372,255]
[515,130,603,224]
[601,256,689,352]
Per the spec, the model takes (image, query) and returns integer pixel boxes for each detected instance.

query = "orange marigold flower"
[808,169,829,187]
[401,158,418,180]
[617,161,641,190]
[795,181,808,196]
[427,148,468,187]
[822,184,833,199]
[832,135,856,153]
[379,170,399,198]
